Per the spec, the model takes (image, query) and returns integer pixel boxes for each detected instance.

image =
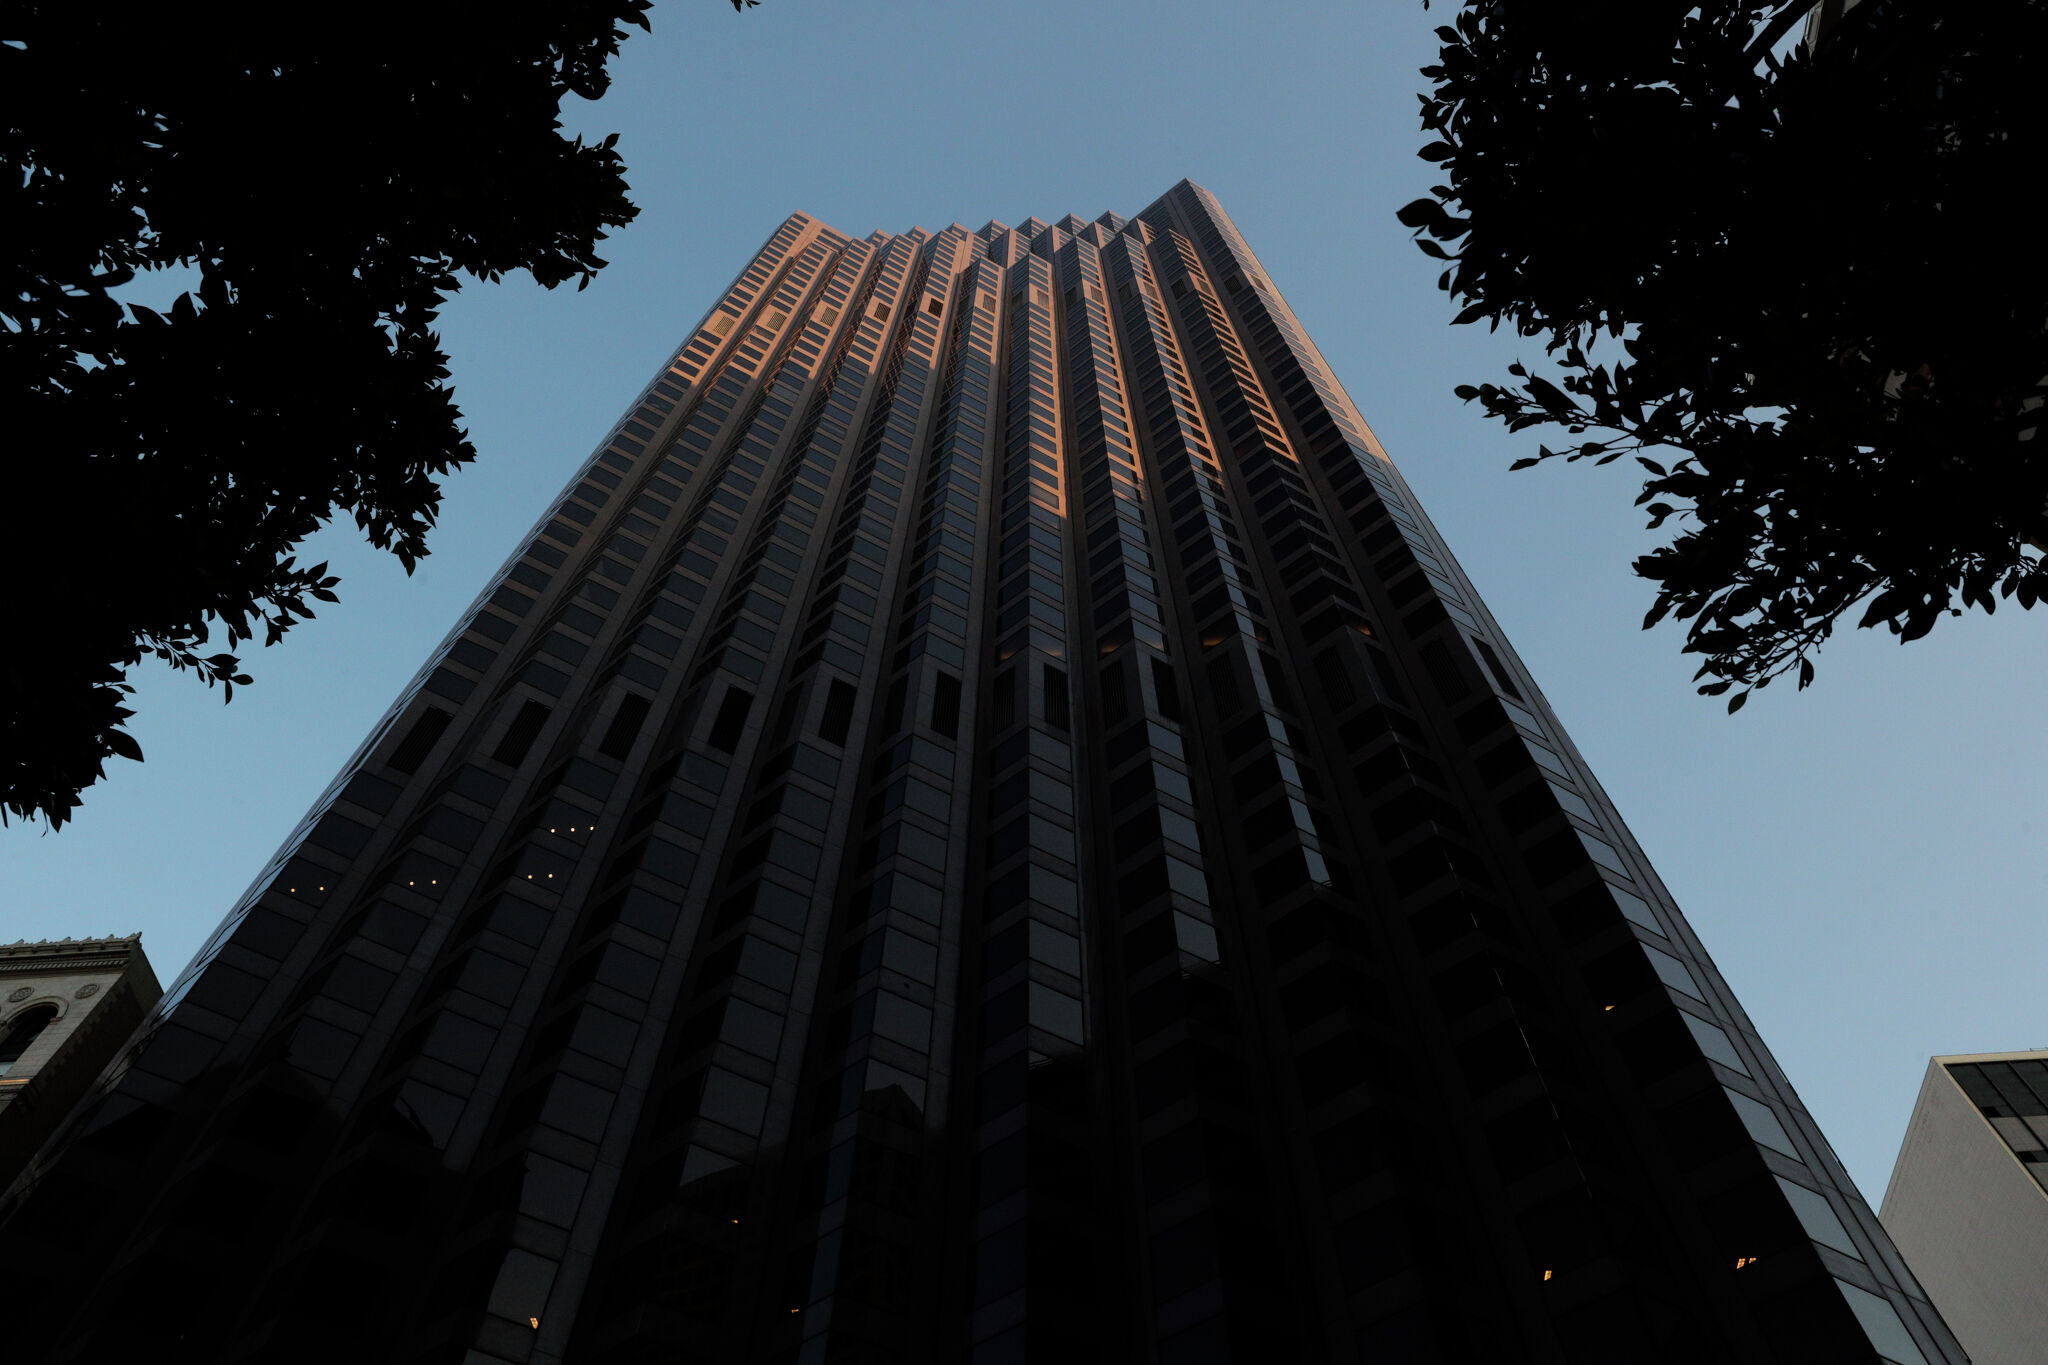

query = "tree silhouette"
[1408,0,2048,710]
[3,1,756,827]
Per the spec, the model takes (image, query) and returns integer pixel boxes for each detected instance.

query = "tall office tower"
[1881,1049,2048,1365]
[0,182,1959,1365]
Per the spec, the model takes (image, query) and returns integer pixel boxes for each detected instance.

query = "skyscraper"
[0,182,1961,1364]
[1881,1049,2048,1365]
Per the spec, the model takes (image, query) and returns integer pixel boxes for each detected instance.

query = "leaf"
[1727,689,1749,714]
[1,0,635,825]
[1857,588,1906,630]
[1396,198,1444,229]
[1523,376,1576,416]
[1418,141,1456,163]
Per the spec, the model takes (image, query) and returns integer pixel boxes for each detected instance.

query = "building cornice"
[0,936,142,975]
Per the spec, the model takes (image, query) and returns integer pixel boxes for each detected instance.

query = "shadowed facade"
[0,182,1960,1365]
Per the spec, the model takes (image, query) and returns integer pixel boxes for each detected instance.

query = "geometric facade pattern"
[0,181,1962,1365]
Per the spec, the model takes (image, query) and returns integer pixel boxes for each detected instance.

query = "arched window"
[0,1005,58,1077]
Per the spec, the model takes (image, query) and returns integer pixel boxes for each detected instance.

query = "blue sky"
[9,0,2043,1202]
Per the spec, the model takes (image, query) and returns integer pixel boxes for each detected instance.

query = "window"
[881,678,908,734]
[1030,920,1082,977]
[1100,659,1129,725]
[699,1067,770,1135]
[1043,666,1070,731]
[1725,1089,1799,1158]
[493,701,553,767]
[992,669,1017,730]
[1834,1281,1928,1365]
[931,673,961,739]
[820,679,857,746]
[390,707,453,774]
[0,1005,57,1076]
[1472,637,1524,701]
[1151,660,1182,723]
[1313,650,1356,710]
[720,998,784,1059]
[521,1156,587,1227]
[1776,1177,1858,1257]
[708,686,754,753]
[1029,983,1084,1044]
[599,694,652,760]
[1683,1013,1751,1076]
[1419,640,1470,702]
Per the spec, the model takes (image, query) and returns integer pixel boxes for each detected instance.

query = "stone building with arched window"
[0,935,161,1192]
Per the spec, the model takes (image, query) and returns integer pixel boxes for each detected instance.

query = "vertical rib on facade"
[0,182,1961,1365]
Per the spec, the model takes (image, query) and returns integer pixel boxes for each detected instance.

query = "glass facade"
[0,182,1962,1364]
[1943,1058,2048,1192]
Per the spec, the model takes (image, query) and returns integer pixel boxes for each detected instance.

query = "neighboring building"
[0,935,161,1191]
[1882,1050,2048,1365]
[0,183,1962,1364]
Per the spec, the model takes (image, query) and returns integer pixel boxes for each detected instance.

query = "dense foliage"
[3,2,750,827]
[1408,0,2048,709]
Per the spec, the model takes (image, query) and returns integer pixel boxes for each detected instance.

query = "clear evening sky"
[8,0,2041,1203]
